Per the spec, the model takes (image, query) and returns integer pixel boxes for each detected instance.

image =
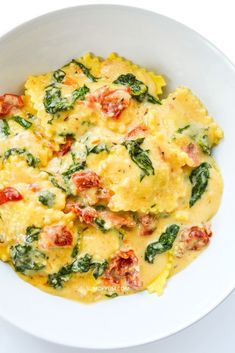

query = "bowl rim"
[0,4,235,349]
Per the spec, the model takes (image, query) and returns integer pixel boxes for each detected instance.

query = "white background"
[0,1,234,352]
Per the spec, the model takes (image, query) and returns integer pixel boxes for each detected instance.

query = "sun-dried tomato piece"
[100,211,136,229]
[182,143,200,166]
[0,94,24,116]
[126,124,147,139]
[139,214,157,236]
[103,249,142,289]
[71,204,98,224]
[72,171,100,193]
[175,224,212,257]
[39,225,73,249]
[89,86,131,119]
[0,187,23,205]
[55,136,75,157]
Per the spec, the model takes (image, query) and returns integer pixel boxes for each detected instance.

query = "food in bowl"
[0,53,223,302]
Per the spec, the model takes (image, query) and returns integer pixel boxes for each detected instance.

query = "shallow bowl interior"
[0,5,234,349]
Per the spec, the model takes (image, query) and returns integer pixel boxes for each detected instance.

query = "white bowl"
[0,5,234,349]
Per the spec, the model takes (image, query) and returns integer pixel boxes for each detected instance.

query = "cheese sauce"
[0,53,223,303]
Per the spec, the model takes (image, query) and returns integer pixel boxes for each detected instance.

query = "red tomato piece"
[100,211,136,229]
[0,187,23,205]
[103,249,142,289]
[71,204,98,224]
[89,86,131,119]
[72,171,100,193]
[139,214,157,236]
[126,124,147,139]
[175,224,212,257]
[182,225,212,250]
[182,143,200,166]
[55,136,75,157]
[39,225,73,249]
[0,94,24,116]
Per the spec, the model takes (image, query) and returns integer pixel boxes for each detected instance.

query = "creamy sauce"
[0,53,223,302]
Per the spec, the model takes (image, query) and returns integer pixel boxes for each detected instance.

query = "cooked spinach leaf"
[123,138,154,181]
[93,204,106,211]
[71,59,99,82]
[105,293,118,298]
[71,231,81,258]
[10,244,46,274]
[92,260,108,279]
[62,161,86,179]
[146,93,162,105]
[44,82,90,118]
[145,224,180,263]
[71,244,79,258]
[38,190,56,207]
[176,125,190,134]
[0,119,10,138]
[189,162,210,207]
[13,116,32,129]
[58,132,75,138]
[72,85,90,102]
[43,84,71,114]
[87,143,109,155]
[53,69,66,83]
[48,263,72,289]
[94,218,109,232]
[71,254,92,273]
[113,73,147,102]
[113,73,161,104]
[48,253,93,289]
[4,148,40,167]
[49,176,67,192]
[197,134,211,155]
[26,225,41,243]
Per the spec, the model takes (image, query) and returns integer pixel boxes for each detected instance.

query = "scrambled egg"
[0,53,223,302]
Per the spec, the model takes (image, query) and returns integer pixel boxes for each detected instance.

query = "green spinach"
[105,293,118,298]
[189,162,210,207]
[0,120,10,138]
[92,260,108,279]
[71,253,92,272]
[197,134,211,155]
[71,244,79,258]
[4,148,40,167]
[13,116,32,129]
[94,218,109,232]
[146,93,162,104]
[176,125,190,134]
[43,84,71,114]
[87,143,109,155]
[62,161,86,179]
[123,138,154,181]
[71,59,99,82]
[47,263,73,289]
[72,85,90,102]
[53,69,66,82]
[49,176,67,192]
[48,253,92,289]
[93,204,106,211]
[10,244,46,274]
[145,224,180,263]
[113,73,161,104]
[38,190,56,207]
[25,225,42,243]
